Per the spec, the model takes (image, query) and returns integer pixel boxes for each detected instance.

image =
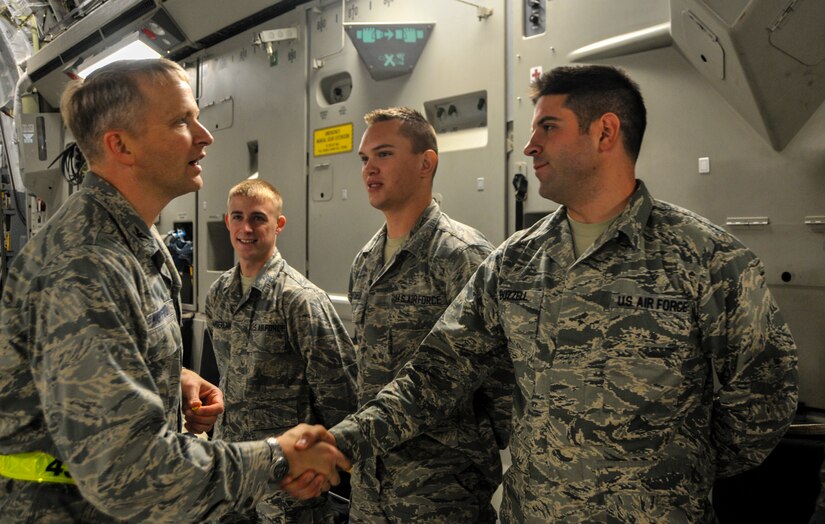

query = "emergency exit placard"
[313,123,354,157]
[345,23,434,81]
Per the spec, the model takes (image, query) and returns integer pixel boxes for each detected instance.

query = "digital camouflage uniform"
[206,249,357,523]
[331,181,799,523]
[345,200,513,523]
[0,174,276,522]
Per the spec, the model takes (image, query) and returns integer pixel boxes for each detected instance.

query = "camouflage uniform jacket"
[345,200,513,521]
[332,181,798,523]
[0,173,273,522]
[205,249,357,520]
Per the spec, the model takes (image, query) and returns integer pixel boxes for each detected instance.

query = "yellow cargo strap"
[0,452,75,484]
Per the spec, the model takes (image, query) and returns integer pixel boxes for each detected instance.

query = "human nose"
[194,119,214,146]
[362,157,376,176]
[523,131,540,157]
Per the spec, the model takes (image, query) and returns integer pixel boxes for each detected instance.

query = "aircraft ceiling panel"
[162,0,282,42]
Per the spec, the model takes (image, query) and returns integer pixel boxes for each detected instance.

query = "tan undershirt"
[240,273,255,295]
[383,234,409,267]
[568,215,619,259]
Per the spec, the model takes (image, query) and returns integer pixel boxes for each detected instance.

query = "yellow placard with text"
[313,123,354,157]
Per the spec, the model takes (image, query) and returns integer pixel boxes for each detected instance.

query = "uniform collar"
[399,200,441,258]
[543,180,652,267]
[609,179,653,250]
[360,199,441,260]
[83,172,180,298]
[83,172,160,261]
[228,249,284,303]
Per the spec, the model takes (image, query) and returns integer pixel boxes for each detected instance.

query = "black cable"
[49,141,86,188]
[512,173,527,231]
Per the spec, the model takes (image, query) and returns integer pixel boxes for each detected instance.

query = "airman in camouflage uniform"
[0,59,345,522]
[347,107,512,522]
[207,180,356,523]
[328,66,798,523]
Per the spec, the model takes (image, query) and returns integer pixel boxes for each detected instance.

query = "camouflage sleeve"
[444,243,513,450]
[31,253,271,521]
[704,251,799,478]
[331,251,508,463]
[474,349,514,449]
[285,287,358,427]
[342,261,361,385]
[443,243,492,300]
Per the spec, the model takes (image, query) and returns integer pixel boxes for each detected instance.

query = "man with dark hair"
[528,65,647,161]
[0,59,346,522]
[313,65,798,522]
[207,179,356,523]
[345,107,512,522]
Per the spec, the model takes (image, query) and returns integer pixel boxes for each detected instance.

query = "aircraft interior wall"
[4,0,825,413]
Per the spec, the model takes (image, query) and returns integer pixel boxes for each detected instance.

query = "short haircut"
[364,106,439,177]
[227,179,283,214]
[364,106,438,155]
[60,58,189,164]
[529,65,647,161]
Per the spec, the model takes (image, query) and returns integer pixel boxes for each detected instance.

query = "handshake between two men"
[181,368,350,501]
[276,424,350,500]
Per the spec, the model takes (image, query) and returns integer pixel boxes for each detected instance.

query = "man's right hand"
[275,424,350,498]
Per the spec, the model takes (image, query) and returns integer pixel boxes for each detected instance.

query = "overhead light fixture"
[75,32,162,79]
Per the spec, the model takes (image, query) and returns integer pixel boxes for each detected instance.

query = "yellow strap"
[0,452,75,484]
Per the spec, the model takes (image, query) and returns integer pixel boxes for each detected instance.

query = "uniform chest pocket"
[599,293,702,454]
[603,308,695,404]
[145,300,181,362]
[244,323,298,390]
[242,324,305,434]
[145,299,181,409]
[388,295,447,359]
[499,288,544,401]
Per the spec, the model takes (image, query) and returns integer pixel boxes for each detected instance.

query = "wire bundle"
[50,141,86,187]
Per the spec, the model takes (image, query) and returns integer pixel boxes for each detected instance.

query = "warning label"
[313,123,353,157]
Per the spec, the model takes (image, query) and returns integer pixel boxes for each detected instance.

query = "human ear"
[421,149,437,178]
[102,131,135,166]
[596,113,621,152]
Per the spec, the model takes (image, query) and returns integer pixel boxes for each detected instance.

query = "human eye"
[177,112,197,126]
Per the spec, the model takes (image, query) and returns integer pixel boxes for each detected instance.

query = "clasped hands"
[180,370,350,500]
[277,424,350,500]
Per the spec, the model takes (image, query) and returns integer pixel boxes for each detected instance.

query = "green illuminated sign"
[345,23,434,81]
[355,27,426,44]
